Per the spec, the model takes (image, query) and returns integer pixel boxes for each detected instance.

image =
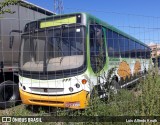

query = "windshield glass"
[20,26,85,72]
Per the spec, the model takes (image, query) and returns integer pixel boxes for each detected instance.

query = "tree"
[0,0,19,14]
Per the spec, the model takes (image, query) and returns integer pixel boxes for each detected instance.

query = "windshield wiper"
[58,25,68,64]
[57,38,64,64]
[34,41,37,63]
[48,36,64,64]
[48,25,69,64]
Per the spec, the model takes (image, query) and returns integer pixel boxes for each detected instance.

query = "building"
[149,44,160,58]
[0,0,55,109]
[149,43,160,67]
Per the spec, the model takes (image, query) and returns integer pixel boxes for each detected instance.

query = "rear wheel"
[0,81,20,109]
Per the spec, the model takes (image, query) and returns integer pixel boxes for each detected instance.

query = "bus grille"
[30,99,64,104]
[29,87,64,93]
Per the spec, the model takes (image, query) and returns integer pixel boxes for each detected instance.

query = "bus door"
[89,24,106,74]
[89,24,107,98]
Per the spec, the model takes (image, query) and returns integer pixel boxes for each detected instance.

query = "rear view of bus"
[19,13,89,109]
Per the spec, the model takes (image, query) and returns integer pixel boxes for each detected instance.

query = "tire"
[0,81,20,109]
[109,80,120,94]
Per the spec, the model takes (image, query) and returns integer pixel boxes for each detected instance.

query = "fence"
[0,6,160,124]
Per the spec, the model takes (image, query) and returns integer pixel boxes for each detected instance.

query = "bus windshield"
[20,26,85,72]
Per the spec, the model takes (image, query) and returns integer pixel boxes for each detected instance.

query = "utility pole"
[54,0,64,14]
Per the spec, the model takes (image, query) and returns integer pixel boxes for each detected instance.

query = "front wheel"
[0,81,20,109]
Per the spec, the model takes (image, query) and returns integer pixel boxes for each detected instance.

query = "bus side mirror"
[9,30,22,49]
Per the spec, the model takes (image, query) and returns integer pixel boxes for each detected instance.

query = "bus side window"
[146,47,151,59]
[90,24,106,73]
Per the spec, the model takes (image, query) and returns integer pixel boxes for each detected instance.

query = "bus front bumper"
[19,89,89,109]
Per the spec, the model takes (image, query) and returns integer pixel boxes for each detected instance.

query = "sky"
[26,0,160,45]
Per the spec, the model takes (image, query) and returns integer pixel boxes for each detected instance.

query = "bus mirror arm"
[9,30,22,49]
[10,36,14,48]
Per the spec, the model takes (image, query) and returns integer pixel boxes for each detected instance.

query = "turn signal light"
[82,79,87,84]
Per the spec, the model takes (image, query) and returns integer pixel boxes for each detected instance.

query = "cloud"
[148,42,155,46]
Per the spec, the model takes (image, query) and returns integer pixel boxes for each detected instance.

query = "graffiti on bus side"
[134,61,141,74]
[117,61,131,80]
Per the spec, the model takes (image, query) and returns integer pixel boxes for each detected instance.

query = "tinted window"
[141,45,145,59]
[107,29,114,57]
[106,30,120,57]
[146,47,151,59]
[136,43,141,58]
[145,47,147,59]
[106,30,148,60]
[125,38,129,58]
[119,35,125,58]
[113,32,120,57]
[107,29,113,38]
[130,40,136,58]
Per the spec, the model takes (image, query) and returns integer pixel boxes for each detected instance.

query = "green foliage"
[138,70,160,116]
[0,0,19,14]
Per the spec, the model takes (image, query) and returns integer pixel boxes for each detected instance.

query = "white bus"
[19,13,151,109]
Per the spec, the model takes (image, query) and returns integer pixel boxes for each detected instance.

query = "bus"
[19,13,151,109]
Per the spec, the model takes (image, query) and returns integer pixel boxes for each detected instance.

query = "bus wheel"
[109,80,120,95]
[0,81,20,109]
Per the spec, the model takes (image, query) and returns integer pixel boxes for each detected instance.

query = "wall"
[0,1,53,69]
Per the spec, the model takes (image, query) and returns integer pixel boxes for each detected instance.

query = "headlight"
[69,87,73,92]
[75,83,80,88]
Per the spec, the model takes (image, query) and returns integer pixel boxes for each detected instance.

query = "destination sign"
[40,16,76,28]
